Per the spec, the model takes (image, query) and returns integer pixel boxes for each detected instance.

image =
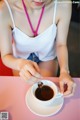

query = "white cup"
[30,80,63,106]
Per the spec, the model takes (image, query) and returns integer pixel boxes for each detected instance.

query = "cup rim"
[31,80,58,103]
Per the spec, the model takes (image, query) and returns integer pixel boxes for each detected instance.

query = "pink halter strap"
[22,0,45,37]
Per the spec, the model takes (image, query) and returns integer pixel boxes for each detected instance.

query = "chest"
[12,3,58,37]
[12,24,57,53]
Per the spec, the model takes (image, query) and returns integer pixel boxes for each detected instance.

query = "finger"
[20,68,32,79]
[19,71,34,84]
[24,64,42,79]
[72,83,76,94]
[24,64,37,75]
[59,81,64,93]
[29,76,38,83]
[63,83,76,97]
[24,64,38,76]
[63,82,73,96]
[64,93,74,98]
[19,71,28,81]
[20,69,38,83]
[63,89,72,96]
[33,62,41,73]
[23,64,41,78]
[34,72,42,78]
[20,67,41,83]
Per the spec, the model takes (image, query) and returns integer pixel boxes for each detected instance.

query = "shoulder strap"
[53,0,57,24]
[4,0,15,28]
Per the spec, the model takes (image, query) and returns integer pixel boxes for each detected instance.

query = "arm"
[56,1,76,96]
[0,4,41,82]
[0,5,20,70]
[56,3,71,74]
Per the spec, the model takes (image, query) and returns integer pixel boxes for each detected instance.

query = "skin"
[0,0,76,97]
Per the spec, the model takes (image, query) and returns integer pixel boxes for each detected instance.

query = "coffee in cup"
[35,85,54,101]
[30,80,63,106]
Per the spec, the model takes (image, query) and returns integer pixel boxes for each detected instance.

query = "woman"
[0,0,76,96]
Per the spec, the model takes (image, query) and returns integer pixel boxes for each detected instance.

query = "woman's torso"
[3,0,58,61]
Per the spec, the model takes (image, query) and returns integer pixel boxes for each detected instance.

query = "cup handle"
[55,92,63,98]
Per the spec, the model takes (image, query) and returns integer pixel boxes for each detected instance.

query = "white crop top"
[4,0,57,61]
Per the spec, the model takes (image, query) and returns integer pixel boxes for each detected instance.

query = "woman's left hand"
[59,72,76,97]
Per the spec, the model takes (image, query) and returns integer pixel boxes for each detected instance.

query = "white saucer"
[25,88,64,117]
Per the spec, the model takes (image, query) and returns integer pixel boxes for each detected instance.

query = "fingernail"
[35,73,42,78]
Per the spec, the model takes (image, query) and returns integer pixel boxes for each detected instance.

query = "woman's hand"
[59,72,76,97]
[18,59,41,83]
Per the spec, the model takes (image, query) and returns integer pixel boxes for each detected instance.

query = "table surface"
[0,76,80,120]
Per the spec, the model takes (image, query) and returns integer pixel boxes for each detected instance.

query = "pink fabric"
[22,0,45,37]
[0,77,80,120]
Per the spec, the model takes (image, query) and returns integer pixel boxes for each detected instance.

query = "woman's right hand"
[18,59,41,83]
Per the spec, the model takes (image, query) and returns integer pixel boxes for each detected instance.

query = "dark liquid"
[35,85,54,101]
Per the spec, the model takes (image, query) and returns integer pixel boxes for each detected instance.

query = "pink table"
[0,76,80,120]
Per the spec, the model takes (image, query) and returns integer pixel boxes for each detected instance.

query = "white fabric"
[4,0,57,61]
